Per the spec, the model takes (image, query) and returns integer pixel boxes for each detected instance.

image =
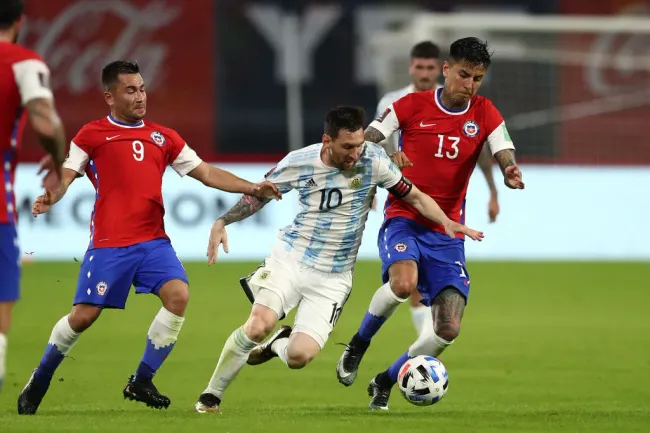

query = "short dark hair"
[449,37,492,69]
[324,106,365,139]
[101,60,141,89]
[0,0,23,29]
[410,41,440,59]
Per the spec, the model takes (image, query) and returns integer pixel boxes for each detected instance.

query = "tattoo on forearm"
[364,127,386,144]
[493,149,516,174]
[27,99,66,164]
[219,195,271,225]
[433,288,466,340]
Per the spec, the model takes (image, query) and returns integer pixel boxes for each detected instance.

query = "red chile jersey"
[0,42,54,224]
[62,115,203,249]
[369,87,515,239]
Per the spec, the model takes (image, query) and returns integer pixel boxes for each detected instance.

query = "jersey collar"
[434,87,470,116]
[107,114,145,128]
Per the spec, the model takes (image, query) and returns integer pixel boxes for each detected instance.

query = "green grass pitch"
[1,261,649,432]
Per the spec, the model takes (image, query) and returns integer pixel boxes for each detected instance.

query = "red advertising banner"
[558,1,650,164]
[18,0,216,162]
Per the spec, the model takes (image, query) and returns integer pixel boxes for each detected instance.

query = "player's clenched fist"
[250,180,282,200]
[207,219,229,266]
[504,165,524,189]
[442,221,484,241]
[389,151,413,170]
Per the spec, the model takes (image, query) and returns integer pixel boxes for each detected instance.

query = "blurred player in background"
[193,106,483,414]
[17,60,280,414]
[0,0,66,392]
[337,37,524,410]
[375,41,501,337]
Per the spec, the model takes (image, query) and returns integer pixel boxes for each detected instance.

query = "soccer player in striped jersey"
[194,106,484,413]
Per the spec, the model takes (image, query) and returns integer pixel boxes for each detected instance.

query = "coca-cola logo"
[585,3,650,95]
[19,1,181,94]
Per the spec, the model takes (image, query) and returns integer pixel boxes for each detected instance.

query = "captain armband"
[388,176,413,198]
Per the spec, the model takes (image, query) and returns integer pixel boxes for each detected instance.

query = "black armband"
[388,176,412,198]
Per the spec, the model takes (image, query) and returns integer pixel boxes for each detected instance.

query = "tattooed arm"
[494,149,525,189]
[364,126,386,144]
[25,98,66,165]
[217,195,273,226]
[207,195,273,264]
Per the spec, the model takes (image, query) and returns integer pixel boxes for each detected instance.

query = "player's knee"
[390,274,417,299]
[159,281,189,316]
[286,349,314,369]
[68,304,101,332]
[244,310,276,343]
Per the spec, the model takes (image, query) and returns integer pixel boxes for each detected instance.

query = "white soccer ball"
[397,355,449,406]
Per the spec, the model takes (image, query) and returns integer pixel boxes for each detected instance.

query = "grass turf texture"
[1,261,648,432]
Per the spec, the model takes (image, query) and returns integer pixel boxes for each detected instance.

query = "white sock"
[49,315,81,355]
[148,307,185,349]
[410,305,433,336]
[271,338,290,366]
[0,333,6,386]
[368,283,407,318]
[204,326,257,399]
[408,326,453,358]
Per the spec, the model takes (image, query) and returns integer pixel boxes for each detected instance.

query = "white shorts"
[248,248,353,348]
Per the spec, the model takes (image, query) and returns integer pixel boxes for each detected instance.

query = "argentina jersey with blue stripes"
[264,142,405,273]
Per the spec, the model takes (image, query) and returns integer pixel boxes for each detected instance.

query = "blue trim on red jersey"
[3,107,22,224]
[87,160,100,249]
[435,88,468,113]
[108,114,144,128]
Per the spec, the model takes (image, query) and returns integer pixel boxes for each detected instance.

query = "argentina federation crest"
[462,120,479,138]
[150,131,166,146]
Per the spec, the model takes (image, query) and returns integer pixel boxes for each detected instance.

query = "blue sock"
[387,351,410,382]
[356,283,405,342]
[357,312,388,341]
[134,307,184,382]
[34,343,65,383]
[135,340,174,381]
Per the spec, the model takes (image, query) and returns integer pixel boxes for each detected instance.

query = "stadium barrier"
[13,163,650,261]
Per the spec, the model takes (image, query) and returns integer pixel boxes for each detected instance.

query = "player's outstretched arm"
[188,162,281,199]
[32,168,77,216]
[206,195,273,264]
[493,149,524,190]
[477,146,500,222]
[25,98,67,190]
[402,184,484,241]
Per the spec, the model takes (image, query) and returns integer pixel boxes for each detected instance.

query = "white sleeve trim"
[12,59,54,105]
[368,103,400,141]
[62,141,89,174]
[486,121,515,155]
[172,144,202,177]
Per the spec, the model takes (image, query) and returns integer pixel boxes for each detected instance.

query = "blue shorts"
[73,238,188,309]
[378,217,470,307]
[0,223,20,302]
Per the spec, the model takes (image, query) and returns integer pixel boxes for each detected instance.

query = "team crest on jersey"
[96,281,108,296]
[150,131,166,146]
[256,269,271,281]
[463,120,480,137]
[349,176,362,189]
[394,242,408,252]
